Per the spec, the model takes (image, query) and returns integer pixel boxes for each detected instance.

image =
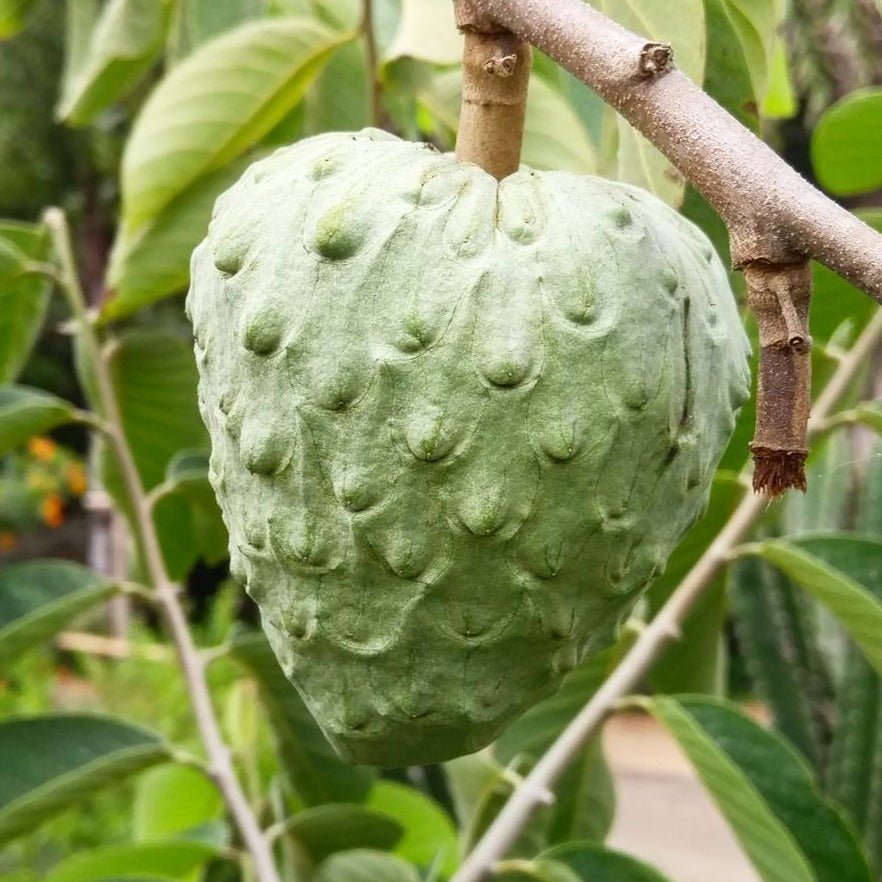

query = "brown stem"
[472,0,882,301]
[746,262,813,496]
[454,0,531,180]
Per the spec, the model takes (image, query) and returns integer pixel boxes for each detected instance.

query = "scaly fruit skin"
[188,129,751,766]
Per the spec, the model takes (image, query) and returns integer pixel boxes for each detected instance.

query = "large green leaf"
[812,88,882,197]
[598,0,705,206]
[168,0,268,61]
[0,221,51,383]
[366,781,459,878]
[0,560,116,664]
[0,0,36,38]
[0,714,170,844]
[314,850,420,882]
[420,70,597,174]
[228,633,374,804]
[285,805,403,861]
[133,764,224,843]
[121,16,347,232]
[99,330,209,579]
[57,0,171,126]
[385,0,459,65]
[749,536,882,677]
[105,156,251,321]
[0,385,78,455]
[649,696,873,882]
[43,840,219,882]
[541,843,676,881]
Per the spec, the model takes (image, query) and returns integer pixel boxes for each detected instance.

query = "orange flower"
[28,436,57,462]
[40,493,65,528]
[65,462,88,496]
[0,531,16,552]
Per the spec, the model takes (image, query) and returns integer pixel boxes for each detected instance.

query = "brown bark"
[454,0,531,180]
[472,0,882,302]
[746,262,813,495]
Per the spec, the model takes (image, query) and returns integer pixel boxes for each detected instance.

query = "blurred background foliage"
[1,1,882,881]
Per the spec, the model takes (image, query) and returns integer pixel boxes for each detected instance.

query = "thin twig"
[42,208,281,882]
[451,308,882,882]
[476,0,882,301]
[361,0,382,127]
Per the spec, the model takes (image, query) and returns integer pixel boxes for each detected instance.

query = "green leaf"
[133,764,224,843]
[649,696,873,882]
[168,0,268,61]
[444,753,548,858]
[598,0,705,205]
[648,473,745,693]
[0,221,52,383]
[105,157,252,321]
[0,713,171,845]
[57,0,171,126]
[314,850,421,882]
[749,536,882,677]
[229,633,375,804]
[546,737,615,846]
[419,71,597,174]
[385,0,459,65]
[99,330,209,579]
[121,16,347,232]
[366,781,460,878]
[302,38,369,135]
[0,385,78,455]
[0,0,36,39]
[494,860,581,882]
[541,843,676,881]
[812,88,882,197]
[0,560,116,664]
[43,840,219,882]
[285,805,403,861]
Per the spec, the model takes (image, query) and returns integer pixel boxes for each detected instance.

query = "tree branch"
[476,0,882,300]
[43,208,281,882]
[450,309,882,882]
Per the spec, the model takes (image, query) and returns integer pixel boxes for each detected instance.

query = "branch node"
[484,52,519,76]
[638,42,673,78]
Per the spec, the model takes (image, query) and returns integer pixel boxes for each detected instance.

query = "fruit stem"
[745,261,813,495]
[454,0,531,180]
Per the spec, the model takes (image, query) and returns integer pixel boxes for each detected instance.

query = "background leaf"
[104,157,252,327]
[0,386,77,455]
[649,696,873,882]
[285,805,403,862]
[384,0,459,65]
[0,221,51,383]
[0,714,171,845]
[313,850,421,882]
[132,764,224,844]
[57,0,171,126]
[43,840,220,882]
[812,88,882,196]
[542,843,677,881]
[365,781,459,878]
[0,560,116,665]
[0,0,37,39]
[749,536,882,677]
[121,16,345,231]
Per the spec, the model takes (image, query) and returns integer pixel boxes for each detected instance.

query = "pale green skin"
[188,129,751,766]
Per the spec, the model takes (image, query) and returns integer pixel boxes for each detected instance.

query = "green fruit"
[188,129,751,765]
